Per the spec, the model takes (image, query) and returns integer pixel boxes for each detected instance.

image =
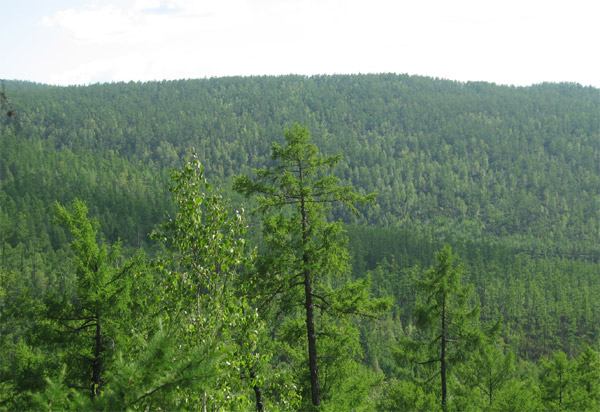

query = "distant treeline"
[1,75,598,254]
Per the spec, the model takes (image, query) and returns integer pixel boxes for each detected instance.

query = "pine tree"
[399,244,481,412]
[540,351,570,410]
[456,337,515,409]
[50,199,144,398]
[571,346,600,411]
[234,124,385,410]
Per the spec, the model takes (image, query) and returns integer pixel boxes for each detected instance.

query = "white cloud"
[41,0,255,46]
[35,0,600,86]
[42,5,136,43]
[133,0,162,12]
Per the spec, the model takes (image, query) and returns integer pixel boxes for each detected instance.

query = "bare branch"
[424,371,441,385]
[415,358,441,365]
[311,293,331,306]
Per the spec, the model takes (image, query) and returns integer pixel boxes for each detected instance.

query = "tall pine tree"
[234,124,386,410]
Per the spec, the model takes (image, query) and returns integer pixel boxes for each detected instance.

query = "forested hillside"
[2,75,598,251]
[1,75,598,411]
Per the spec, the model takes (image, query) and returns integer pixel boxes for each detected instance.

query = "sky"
[1,0,599,87]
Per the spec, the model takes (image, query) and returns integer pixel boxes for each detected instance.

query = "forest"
[0,74,598,411]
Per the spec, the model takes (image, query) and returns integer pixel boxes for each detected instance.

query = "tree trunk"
[441,297,447,412]
[558,372,563,406]
[253,382,264,412]
[304,260,320,408]
[300,164,320,409]
[92,318,103,397]
[489,370,493,405]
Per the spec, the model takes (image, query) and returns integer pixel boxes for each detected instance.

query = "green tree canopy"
[234,124,386,410]
[399,244,482,412]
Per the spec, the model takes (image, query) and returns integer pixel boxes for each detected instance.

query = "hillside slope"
[1,75,598,253]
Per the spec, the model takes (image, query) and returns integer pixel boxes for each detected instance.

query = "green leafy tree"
[34,157,271,411]
[151,154,266,411]
[234,124,385,410]
[399,244,481,412]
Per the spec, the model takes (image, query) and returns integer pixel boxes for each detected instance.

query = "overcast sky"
[1,0,599,87]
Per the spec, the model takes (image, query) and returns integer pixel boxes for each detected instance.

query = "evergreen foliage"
[398,244,482,412]
[234,124,387,410]
[0,75,598,411]
[49,199,146,399]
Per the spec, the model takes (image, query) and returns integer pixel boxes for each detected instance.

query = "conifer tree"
[50,199,144,398]
[234,124,386,410]
[540,351,570,410]
[455,337,515,409]
[399,244,481,412]
[571,346,600,411]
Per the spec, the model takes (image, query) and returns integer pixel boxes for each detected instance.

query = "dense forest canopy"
[1,74,598,411]
[2,75,598,253]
